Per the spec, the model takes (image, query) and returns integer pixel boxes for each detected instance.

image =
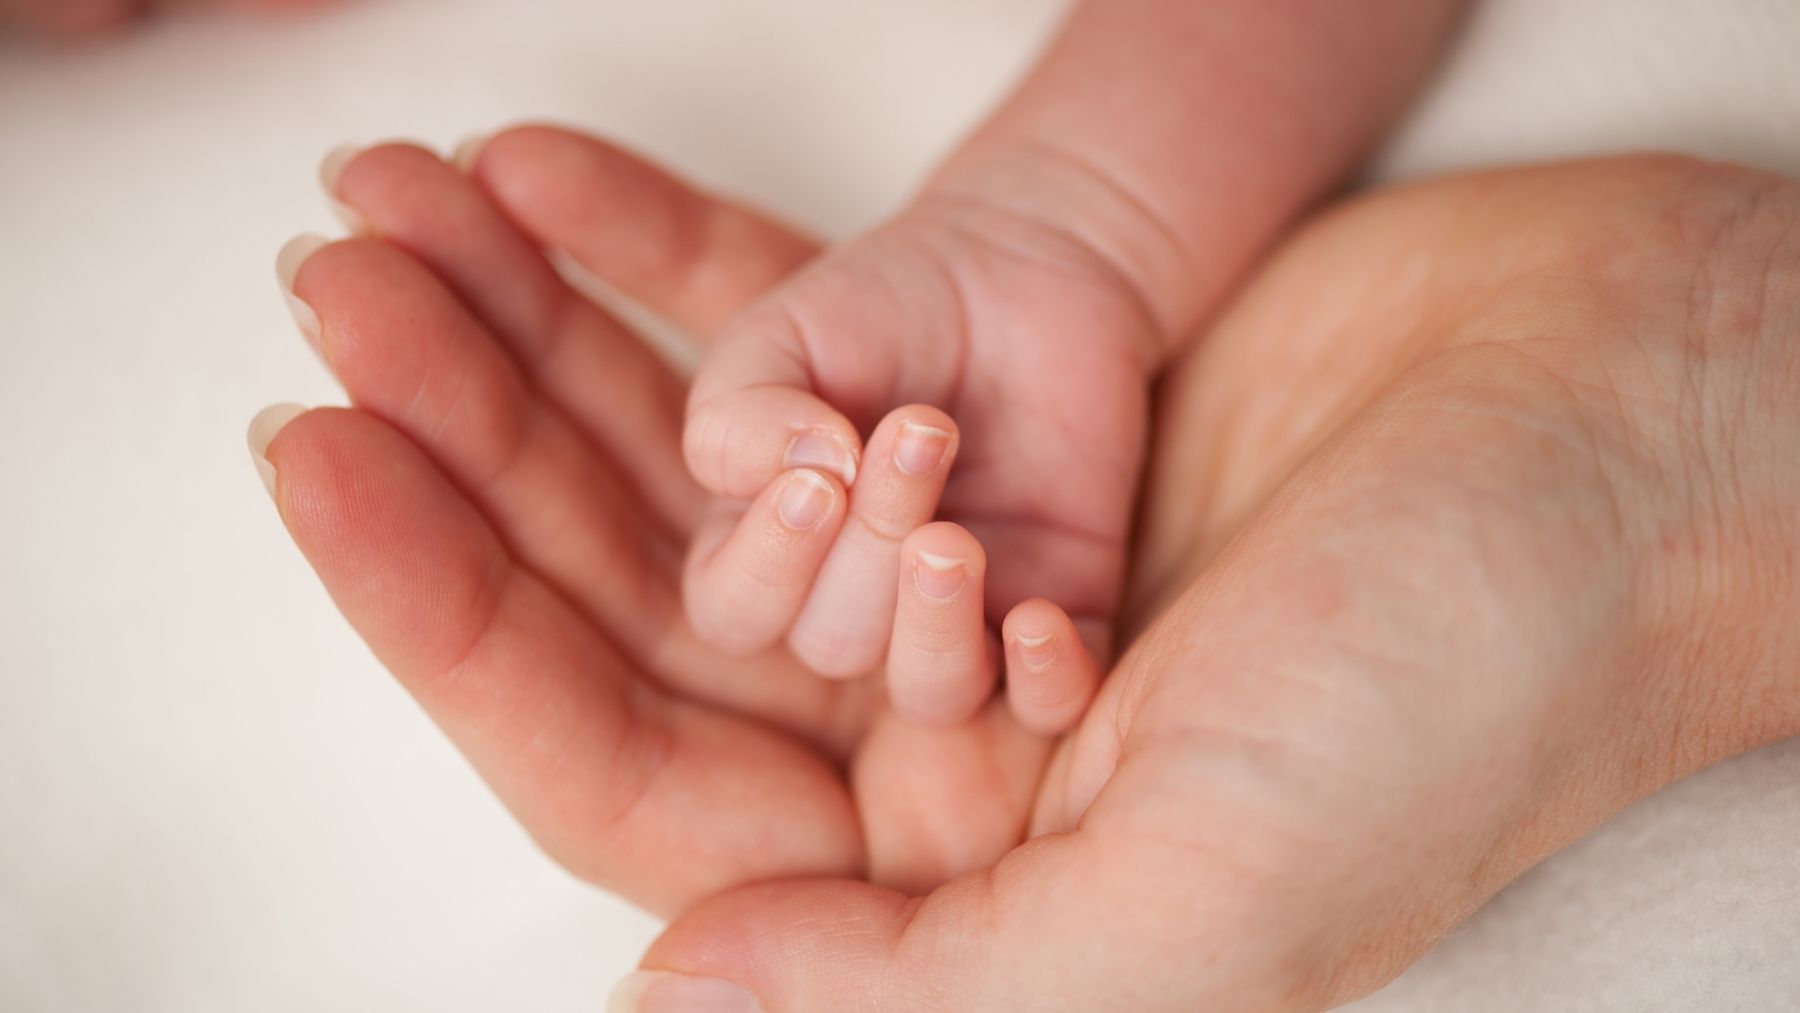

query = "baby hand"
[674,159,1156,715]
[465,125,1110,732]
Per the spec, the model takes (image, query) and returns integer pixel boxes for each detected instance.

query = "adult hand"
[254,133,1072,913]
[617,157,1800,1010]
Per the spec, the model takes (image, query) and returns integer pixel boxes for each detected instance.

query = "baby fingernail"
[608,971,762,1013]
[895,421,952,476]
[276,234,328,352]
[318,145,368,232]
[247,403,307,500]
[785,430,858,486]
[913,551,966,600]
[1014,632,1056,670]
[777,470,833,530]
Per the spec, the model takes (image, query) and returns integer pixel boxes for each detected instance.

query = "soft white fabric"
[0,1,1794,1010]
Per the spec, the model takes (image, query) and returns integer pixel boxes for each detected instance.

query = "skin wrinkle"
[1678,189,1800,757]
[1379,347,1673,782]
[432,403,697,759]
[1703,189,1784,521]
[911,192,1164,375]
[280,414,511,688]
[698,330,820,426]
[546,685,677,894]
[1657,178,1785,760]
[529,272,599,395]
[1010,135,1199,312]
[775,278,870,413]
[1435,338,1636,553]
[928,136,1193,345]
[895,217,1138,612]
[455,383,534,503]
[752,226,962,422]
[896,220,974,419]
[419,547,514,699]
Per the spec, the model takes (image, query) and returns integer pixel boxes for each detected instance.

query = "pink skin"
[614,156,1800,1010]
[788,405,962,676]
[682,466,850,657]
[265,138,1096,907]
[262,143,1800,1008]
[661,0,1466,681]
[887,522,996,726]
[1000,597,1100,736]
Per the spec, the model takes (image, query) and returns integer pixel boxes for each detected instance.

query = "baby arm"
[483,2,1468,733]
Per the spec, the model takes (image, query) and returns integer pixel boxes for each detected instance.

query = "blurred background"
[1,1,1796,1010]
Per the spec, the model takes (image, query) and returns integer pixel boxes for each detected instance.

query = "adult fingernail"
[913,551,966,600]
[895,421,952,476]
[777,469,834,530]
[318,145,368,232]
[451,133,488,173]
[785,430,857,486]
[1013,632,1056,670]
[276,234,328,352]
[247,403,307,500]
[608,971,762,1013]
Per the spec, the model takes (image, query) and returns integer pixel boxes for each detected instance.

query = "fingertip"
[775,468,836,532]
[683,469,848,657]
[318,144,369,232]
[785,428,861,488]
[247,403,310,501]
[903,522,987,606]
[683,384,862,498]
[276,233,329,294]
[895,421,955,477]
[469,123,819,335]
[904,521,985,567]
[253,407,500,600]
[871,404,958,479]
[887,523,994,726]
[1002,601,1101,736]
[1000,599,1064,652]
[323,140,458,220]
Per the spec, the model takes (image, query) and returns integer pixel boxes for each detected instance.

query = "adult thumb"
[605,830,1284,1013]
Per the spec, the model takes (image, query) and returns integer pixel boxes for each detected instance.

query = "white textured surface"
[0,1,1795,1010]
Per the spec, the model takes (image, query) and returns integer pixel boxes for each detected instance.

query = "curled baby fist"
[667,157,1170,730]
[680,398,1100,730]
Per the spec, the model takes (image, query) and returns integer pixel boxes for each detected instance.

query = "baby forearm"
[923,0,1466,346]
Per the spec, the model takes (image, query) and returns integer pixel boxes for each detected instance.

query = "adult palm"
[261,131,1056,912]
